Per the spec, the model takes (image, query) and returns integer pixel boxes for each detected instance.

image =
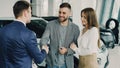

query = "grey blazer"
[40,19,80,68]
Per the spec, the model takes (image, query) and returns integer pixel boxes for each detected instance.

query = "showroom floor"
[107,44,120,68]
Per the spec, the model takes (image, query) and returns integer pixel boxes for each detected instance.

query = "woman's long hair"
[81,8,100,48]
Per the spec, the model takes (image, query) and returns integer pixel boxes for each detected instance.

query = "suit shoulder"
[20,28,36,42]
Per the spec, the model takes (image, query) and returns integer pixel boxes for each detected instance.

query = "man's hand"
[59,47,67,55]
[42,45,49,54]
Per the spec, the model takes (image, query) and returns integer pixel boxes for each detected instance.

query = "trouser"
[78,53,99,68]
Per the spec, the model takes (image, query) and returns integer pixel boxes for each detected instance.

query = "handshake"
[42,45,49,54]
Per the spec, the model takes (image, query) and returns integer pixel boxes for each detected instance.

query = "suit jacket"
[40,19,80,68]
[0,21,47,68]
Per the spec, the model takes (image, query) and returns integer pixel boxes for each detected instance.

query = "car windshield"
[26,19,47,38]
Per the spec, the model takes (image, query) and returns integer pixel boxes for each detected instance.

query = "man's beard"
[59,17,68,22]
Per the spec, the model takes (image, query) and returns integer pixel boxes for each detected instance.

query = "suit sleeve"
[66,25,80,56]
[22,31,47,64]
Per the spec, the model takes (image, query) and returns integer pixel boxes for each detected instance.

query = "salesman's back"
[0,21,38,68]
[0,1,48,68]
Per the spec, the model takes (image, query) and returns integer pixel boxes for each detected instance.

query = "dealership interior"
[0,0,120,68]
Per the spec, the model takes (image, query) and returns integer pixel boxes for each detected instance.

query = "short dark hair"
[60,2,71,10]
[13,0,31,18]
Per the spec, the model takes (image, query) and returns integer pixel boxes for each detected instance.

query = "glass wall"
[31,0,120,26]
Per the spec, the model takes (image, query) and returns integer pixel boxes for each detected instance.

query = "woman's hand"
[70,43,77,51]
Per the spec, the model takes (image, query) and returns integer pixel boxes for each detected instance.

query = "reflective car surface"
[100,27,116,48]
[97,40,109,68]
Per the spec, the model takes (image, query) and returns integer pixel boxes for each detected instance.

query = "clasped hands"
[41,42,77,55]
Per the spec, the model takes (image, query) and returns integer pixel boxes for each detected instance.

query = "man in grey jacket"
[40,3,80,68]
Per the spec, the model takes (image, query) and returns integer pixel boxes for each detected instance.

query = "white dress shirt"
[74,27,99,56]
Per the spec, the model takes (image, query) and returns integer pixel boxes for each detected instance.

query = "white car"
[97,40,109,68]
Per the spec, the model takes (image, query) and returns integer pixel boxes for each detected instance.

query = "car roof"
[0,17,15,20]
[0,17,47,22]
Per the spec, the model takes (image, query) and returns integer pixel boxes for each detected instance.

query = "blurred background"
[0,0,120,68]
[0,0,120,28]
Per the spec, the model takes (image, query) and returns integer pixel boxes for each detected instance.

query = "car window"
[42,16,72,22]
[0,20,13,28]
[26,20,47,38]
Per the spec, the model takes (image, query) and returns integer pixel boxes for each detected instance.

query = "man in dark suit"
[0,1,49,68]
